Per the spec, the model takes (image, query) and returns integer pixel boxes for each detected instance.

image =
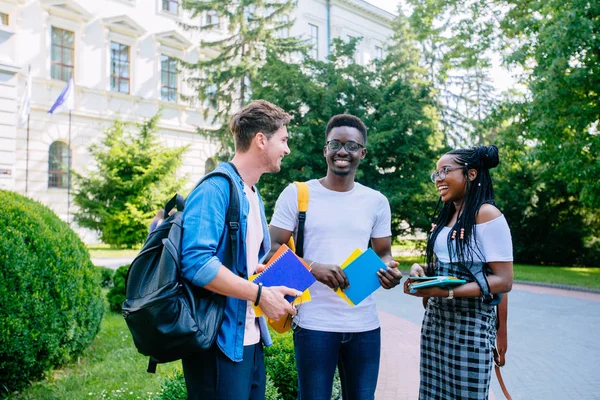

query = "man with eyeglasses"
[268,114,402,400]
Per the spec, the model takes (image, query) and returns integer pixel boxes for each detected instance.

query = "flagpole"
[67,110,72,225]
[22,65,32,195]
[25,112,30,195]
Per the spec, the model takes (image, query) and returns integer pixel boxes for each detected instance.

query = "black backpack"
[122,171,240,373]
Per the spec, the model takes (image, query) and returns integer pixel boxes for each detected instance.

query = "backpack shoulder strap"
[294,182,309,258]
[189,169,241,266]
[296,181,309,212]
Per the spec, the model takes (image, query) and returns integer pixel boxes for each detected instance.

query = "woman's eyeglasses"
[430,166,465,183]
[326,140,364,153]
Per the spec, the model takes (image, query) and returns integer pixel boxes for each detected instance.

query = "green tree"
[254,39,442,235]
[498,0,600,210]
[181,0,303,155]
[365,16,445,234]
[404,0,499,145]
[406,0,599,208]
[404,0,600,264]
[73,114,188,248]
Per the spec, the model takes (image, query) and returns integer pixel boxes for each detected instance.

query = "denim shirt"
[181,162,272,362]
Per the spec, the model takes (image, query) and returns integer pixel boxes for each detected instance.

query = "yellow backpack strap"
[293,182,309,257]
[296,181,309,212]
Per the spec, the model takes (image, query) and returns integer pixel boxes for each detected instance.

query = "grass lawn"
[11,305,180,400]
[88,244,140,259]
[514,264,600,290]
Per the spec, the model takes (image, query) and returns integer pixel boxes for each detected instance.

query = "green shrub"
[0,190,104,395]
[158,371,281,399]
[265,374,281,400]
[106,265,129,312]
[96,265,115,288]
[265,331,297,400]
[158,371,187,400]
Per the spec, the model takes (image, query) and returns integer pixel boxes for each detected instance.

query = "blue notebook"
[253,245,316,302]
[342,248,387,305]
[408,276,467,291]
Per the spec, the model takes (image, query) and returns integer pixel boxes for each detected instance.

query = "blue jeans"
[293,326,381,400]
[182,343,265,399]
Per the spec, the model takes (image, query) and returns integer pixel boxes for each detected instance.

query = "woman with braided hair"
[404,144,513,399]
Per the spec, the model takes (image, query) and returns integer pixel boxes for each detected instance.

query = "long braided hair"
[425,145,500,274]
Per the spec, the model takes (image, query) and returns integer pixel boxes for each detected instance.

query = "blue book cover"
[342,248,387,305]
[408,276,467,291]
[253,246,316,302]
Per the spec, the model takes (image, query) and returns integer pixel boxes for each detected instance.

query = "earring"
[451,230,457,240]
[478,182,481,187]
[460,228,465,240]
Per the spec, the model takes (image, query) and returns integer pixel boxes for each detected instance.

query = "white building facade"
[0,0,392,241]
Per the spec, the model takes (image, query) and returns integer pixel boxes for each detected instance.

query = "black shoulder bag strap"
[192,168,241,266]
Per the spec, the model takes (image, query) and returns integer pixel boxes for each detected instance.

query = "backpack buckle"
[229,221,239,231]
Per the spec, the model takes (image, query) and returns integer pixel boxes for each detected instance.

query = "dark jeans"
[182,342,265,400]
[293,326,381,400]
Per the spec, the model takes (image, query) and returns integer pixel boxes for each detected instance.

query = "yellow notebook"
[335,248,363,306]
[335,248,387,306]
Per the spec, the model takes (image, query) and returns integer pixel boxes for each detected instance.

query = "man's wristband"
[254,282,263,306]
[447,288,454,300]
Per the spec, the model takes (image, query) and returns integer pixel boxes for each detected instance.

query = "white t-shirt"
[243,183,262,345]
[434,215,513,263]
[270,179,392,332]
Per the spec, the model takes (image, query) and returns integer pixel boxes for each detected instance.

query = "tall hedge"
[0,190,104,395]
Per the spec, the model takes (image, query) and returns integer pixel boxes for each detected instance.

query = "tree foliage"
[254,39,443,236]
[404,0,499,145]
[499,0,600,210]
[181,0,304,156]
[73,114,188,248]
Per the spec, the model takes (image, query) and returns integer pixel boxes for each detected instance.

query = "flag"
[48,76,75,114]
[18,73,31,127]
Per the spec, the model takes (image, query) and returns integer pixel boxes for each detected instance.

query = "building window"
[162,0,178,15]
[110,42,130,93]
[51,27,74,82]
[0,12,8,26]
[375,46,383,60]
[309,23,318,59]
[161,55,177,102]
[48,141,70,189]
[206,11,220,28]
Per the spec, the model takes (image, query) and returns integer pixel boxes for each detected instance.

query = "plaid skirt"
[419,262,497,399]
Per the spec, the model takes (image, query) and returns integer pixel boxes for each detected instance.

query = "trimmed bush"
[0,190,104,395]
[265,331,297,400]
[96,265,115,288]
[106,265,129,312]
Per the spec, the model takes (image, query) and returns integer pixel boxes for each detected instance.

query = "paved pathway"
[92,257,134,269]
[374,283,600,399]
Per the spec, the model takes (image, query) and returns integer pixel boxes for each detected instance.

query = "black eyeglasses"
[430,166,465,183]
[326,140,364,153]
